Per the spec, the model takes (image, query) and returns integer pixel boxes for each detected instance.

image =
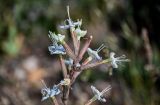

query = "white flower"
[90,85,111,102]
[67,19,82,28]
[60,6,82,29]
[60,78,71,86]
[41,85,61,101]
[91,86,106,102]
[110,52,130,68]
[74,27,87,40]
[87,44,105,60]
[60,19,82,29]
[48,45,66,55]
[48,31,66,55]
[48,31,65,43]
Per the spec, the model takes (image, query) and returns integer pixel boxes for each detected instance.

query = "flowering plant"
[41,6,129,105]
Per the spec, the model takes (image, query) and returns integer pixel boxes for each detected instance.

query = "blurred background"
[0,0,160,105]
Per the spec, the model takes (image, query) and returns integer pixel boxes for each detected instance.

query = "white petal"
[100,98,106,102]
[91,85,101,95]
[59,25,70,29]
[111,60,118,68]
[110,52,116,59]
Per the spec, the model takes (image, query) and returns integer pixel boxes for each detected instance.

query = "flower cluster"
[41,78,70,101]
[41,6,130,105]
[41,85,61,101]
[48,31,66,55]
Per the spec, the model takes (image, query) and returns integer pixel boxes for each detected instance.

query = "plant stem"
[67,6,79,56]
[70,28,79,56]
[51,97,59,105]
[81,59,110,70]
[82,56,92,65]
[59,55,68,78]
[62,41,76,60]
[77,36,92,62]
[85,96,97,105]
[77,40,80,56]
[70,59,110,84]
[62,85,71,105]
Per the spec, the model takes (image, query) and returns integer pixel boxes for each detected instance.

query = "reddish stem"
[62,41,76,60]
[77,36,92,62]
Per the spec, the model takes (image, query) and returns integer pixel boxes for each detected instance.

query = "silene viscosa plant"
[41,6,130,105]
